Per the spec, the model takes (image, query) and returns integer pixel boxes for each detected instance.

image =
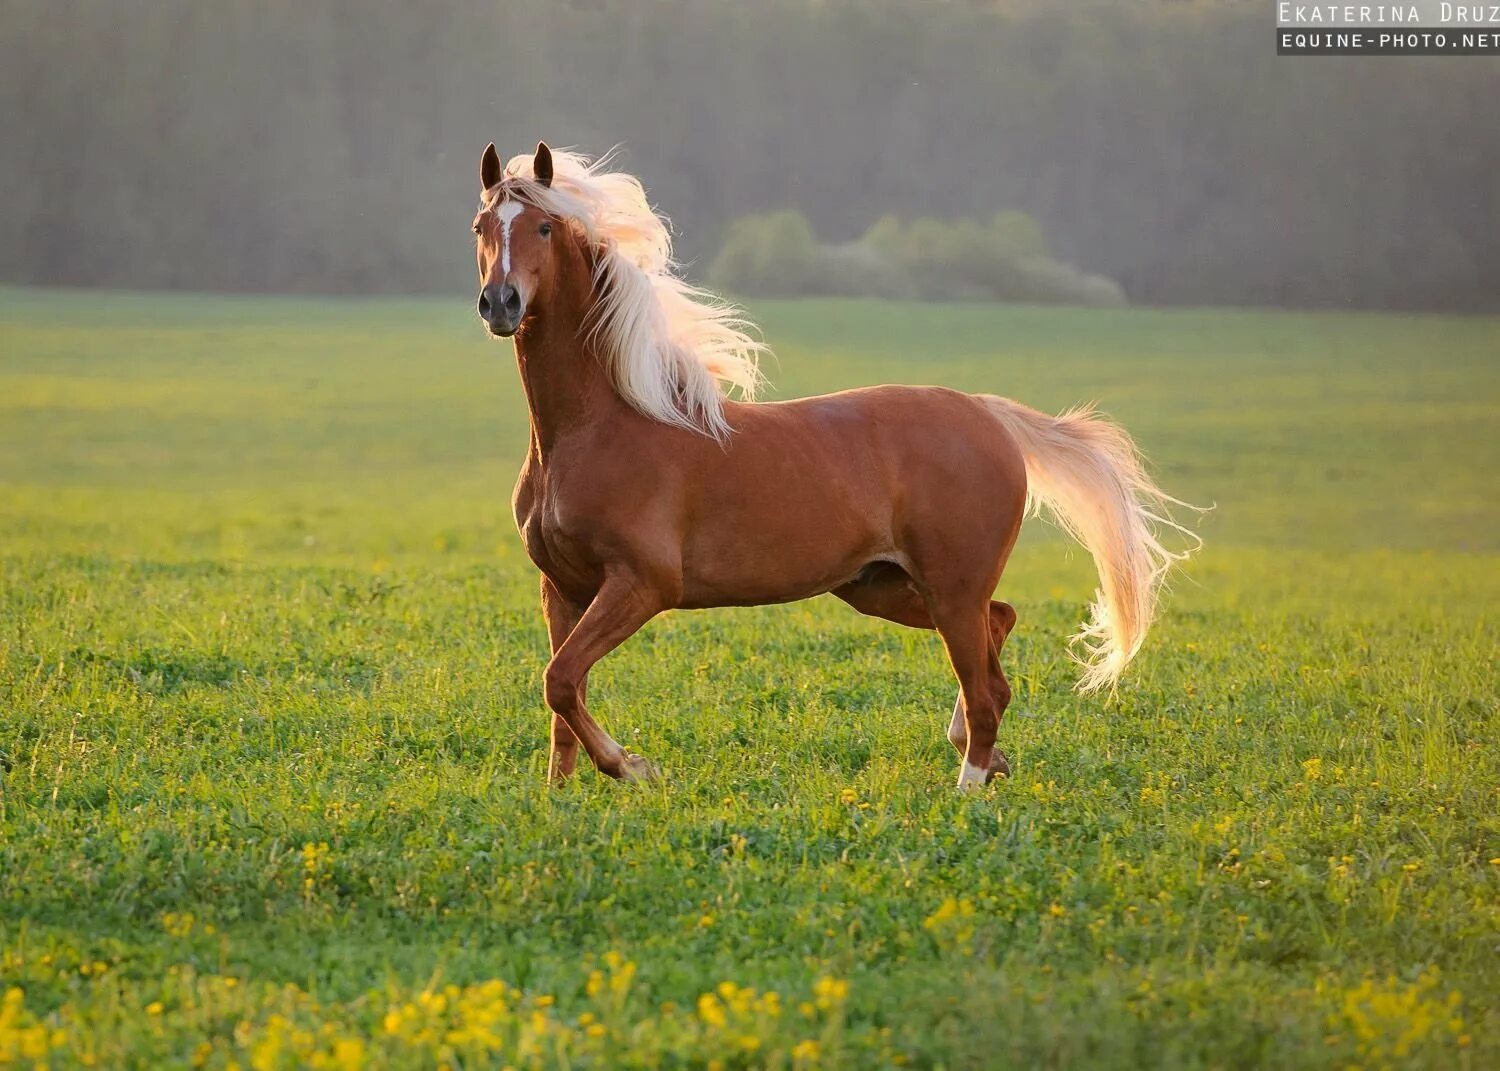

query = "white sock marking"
[496,199,524,275]
[957,761,989,790]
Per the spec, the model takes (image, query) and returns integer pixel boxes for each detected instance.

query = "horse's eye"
[539,222,553,238]
[472,221,482,235]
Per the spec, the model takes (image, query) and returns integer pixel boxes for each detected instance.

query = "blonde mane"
[482,148,765,439]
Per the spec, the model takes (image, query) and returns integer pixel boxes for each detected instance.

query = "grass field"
[1,287,1496,1069]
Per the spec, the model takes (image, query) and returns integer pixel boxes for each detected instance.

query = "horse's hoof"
[618,753,658,783]
[988,749,1011,780]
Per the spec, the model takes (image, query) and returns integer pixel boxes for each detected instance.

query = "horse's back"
[700,385,1028,587]
[732,384,1025,500]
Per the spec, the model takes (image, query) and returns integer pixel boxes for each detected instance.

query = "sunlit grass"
[0,288,1495,1068]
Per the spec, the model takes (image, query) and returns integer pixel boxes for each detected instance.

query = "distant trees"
[709,210,1124,306]
[1,0,1496,311]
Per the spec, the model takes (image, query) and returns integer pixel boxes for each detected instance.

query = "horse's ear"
[533,142,554,188]
[480,143,502,190]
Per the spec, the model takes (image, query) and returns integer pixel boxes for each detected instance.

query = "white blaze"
[496,199,524,275]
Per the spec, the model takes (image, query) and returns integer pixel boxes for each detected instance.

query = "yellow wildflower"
[792,1038,822,1064]
[331,1037,365,1071]
[610,959,637,994]
[812,976,848,1009]
[698,993,727,1028]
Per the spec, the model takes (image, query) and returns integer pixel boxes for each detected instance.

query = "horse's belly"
[677,498,890,608]
[678,558,872,609]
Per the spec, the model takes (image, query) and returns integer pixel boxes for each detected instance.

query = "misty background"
[3,0,1497,311]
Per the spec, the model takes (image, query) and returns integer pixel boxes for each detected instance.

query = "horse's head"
[473,141,562,337]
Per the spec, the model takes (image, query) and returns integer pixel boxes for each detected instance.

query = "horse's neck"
[513,277,621,459]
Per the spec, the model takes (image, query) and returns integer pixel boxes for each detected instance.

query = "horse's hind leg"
[834,568,1016,777]
[930,597,1014,789]
[946,601,1016,773]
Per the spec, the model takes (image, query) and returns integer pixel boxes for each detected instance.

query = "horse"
[471,141,1198,789]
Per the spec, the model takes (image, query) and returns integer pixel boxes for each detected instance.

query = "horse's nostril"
[477,290,492,318]
[499,284,521,312]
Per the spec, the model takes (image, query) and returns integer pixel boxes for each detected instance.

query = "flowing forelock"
[481,148,765,439]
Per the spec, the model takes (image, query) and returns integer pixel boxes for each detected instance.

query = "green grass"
[0,287,1496,1069]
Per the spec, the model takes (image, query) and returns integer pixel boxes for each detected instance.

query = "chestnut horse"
[473,141,1197,789]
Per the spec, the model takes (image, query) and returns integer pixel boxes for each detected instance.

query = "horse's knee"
[543,661,578,714]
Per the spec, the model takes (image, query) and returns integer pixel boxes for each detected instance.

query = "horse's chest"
[513,465,604,597]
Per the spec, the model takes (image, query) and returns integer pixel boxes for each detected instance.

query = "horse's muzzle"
[478,283,524,336]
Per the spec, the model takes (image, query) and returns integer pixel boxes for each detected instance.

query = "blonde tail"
[981,395,1202,693]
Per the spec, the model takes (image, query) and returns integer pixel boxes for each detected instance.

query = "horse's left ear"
[480,143,502,190]
[533,142,554,188]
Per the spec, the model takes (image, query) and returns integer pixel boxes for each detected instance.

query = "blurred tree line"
[2,0,1496,310]
[710,210,1126,305]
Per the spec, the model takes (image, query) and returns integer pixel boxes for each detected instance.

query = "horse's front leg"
[542,570,664,783]
[540,575,584,782]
